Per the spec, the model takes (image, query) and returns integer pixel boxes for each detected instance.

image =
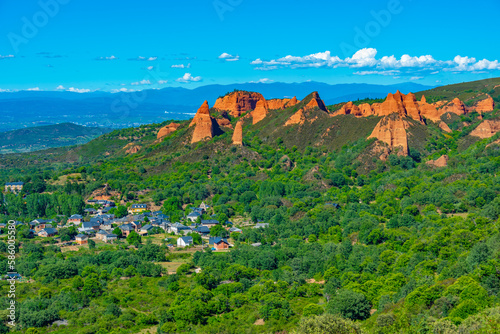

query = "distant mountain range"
[0,82,433,132]
[0,123,113,154]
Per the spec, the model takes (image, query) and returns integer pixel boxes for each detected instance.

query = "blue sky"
[0,0,499,92]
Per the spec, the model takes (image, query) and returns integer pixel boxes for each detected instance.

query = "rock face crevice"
[190,101,221,143]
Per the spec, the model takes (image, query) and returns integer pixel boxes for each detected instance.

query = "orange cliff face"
[157,122,180,140]
[469,119,500,139]
[368,115,409,156]
[305,92,328,111]
[190,100,217,143]
[441,98,467,115]
[232,121,243,145]
[267,99,290,110]
[473,95,495,114]
[252,99,269,124]
[213,91,264,117]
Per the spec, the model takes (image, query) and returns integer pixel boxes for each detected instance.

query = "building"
[229,227,242,234]
[75,234,88,245]
[208,237,229,250]
[4,182,24,193]
[186,211,202,222]
[194,225,210,236]
[177,236,193,247]
[38,228,58,238]
[201,219,219,228]
[254,223,270,229]
[68,214,83,224]
[129,204,148,214]
[103,233,117,243]
[140,224,154,235]
[119,224,135,237]
[169,223,190,235]
[84,208,98,215]
[79,221,100,233]
[199,201,210,211]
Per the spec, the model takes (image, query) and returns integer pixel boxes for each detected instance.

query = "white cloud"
[131,79,152,86]
[68,87,91,93]
[27,87,40,91]
[133,56,158,61]
[56,85,65,90]
[97,55,117,60]
[249,78,274,83]
[250,48,500,76]
[410,76,424,81]
[219,53,240,61]
[0,55,14,59]
[354,70,400,76]
[147,66,154,70]
[111,88,136,93]
[171,63,191,69]
[157,80,168,84]
[176,73,202,83]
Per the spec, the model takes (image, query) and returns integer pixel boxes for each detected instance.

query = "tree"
[112,227,122,237]
[127,231,141,245]
[210,224,228,237]
[292,314,363,334]
[88,239,96,249]
[326,289,371,321]
[82,274,102,298]
[303,304,324,317]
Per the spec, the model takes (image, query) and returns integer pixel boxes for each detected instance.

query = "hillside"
[1,78,500,333]
[0,123,112,154]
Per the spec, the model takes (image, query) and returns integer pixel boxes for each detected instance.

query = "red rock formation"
[285,109,305,126]
[267,99,290,110]
[124,143,141,154]
[359,103,375,116]
[469,119,500,138]
[232,121,243,145]
[378,91,406,117]
[441,98,467,115]
[252,99,269,124]
[368,115,409,155]
[473,95,495,113]
[418,100,441,121]
[439,121,452,133]
[403,93,423,122]
[213,91,264,117]
[336,101,361,116]
[421,95,427,104]
[286,96,300,107]
[426,155,449,167]
[216,118,232,128]
[190,100,216,143]
[157,122,180,139]
[305,92,327,112]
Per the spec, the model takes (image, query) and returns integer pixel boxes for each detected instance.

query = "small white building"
[177,236,193,247]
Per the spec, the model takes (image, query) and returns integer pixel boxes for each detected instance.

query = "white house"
[177,236,193,247]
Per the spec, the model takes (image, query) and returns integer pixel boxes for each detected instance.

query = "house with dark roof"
[169,223,190,234]
[129,204,148,214]
[186,211,202,222]
[68,214,83,224]
[119,224,135,237]
[229,227,242,233]
[38,228,58,238]
[194,225,210,236]
[177,236,193,247]
[208,237,229,250]
[84,208,98,215]
[140,224,154,234]
[79,221,100,233]
[75,234,88,245]
[201,219,219,227]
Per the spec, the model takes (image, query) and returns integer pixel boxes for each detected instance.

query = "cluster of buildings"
[13,200,246,250]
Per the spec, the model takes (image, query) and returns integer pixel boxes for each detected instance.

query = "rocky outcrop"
[216,118,232,128]
[157,122,180,139]
[336,101,361,116]
[473,95,495,114]
[403,93,423,122]
[378,91,407,117]
[124,143,141,154]
[418,97,441,121]
[441,98,467,115]
[267,99,290,110]
[287,96,300,107]
[213,91,264,117]
[232,121,243,145]
[252,99,269,124]
[305,92,327,112]
[368,115,409,155]
[426,155,449,167]
[469,119,500,138]
[190,100,217,143]
[285,109,305,126]
[439,121,452,133]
